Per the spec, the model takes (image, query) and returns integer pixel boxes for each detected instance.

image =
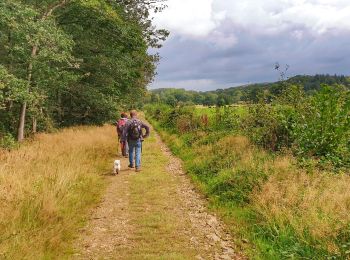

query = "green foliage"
[145,104,243,136]
[242,103,296,151]
[146,74,350,106]
[147,84,349,169]
[241,84,349,168]
[292,86,350,167]
[0,0,167,143]
[0,133,18,149]
[0,66,28,107]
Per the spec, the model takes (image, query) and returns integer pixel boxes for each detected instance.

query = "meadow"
[145,85,350,259]
[0,125,116,259]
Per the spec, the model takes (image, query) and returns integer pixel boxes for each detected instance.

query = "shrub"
[214,106,241,131]
[241,85,349,168]
[242,103,294,151]
[0,133,17,150]
[292,86,350,167]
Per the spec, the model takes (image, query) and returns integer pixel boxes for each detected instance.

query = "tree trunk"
[17,102,27,142]
[17,45,37,142]
[32,116,37,134]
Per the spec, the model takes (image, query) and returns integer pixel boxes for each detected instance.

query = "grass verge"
[147,116,350,259]
[0,125,116,259]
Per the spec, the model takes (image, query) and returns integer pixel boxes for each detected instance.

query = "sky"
[149,0,350,91]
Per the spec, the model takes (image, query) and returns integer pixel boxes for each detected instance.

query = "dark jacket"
[122,118,150,142]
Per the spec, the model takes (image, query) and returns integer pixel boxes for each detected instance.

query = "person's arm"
[141,122,150,138]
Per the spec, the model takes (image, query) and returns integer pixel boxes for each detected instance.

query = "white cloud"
[154,0,350,37]
[153,0,216,37]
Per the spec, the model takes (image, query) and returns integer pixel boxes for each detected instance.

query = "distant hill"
[148,74,350,106]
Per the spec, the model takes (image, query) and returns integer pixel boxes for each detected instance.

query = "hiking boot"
[128,164,134,168]
[135,167,141,172]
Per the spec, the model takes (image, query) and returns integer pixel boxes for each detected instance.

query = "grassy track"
[0,126,116,259]
[114,133,199,259]
[74,124,242,259]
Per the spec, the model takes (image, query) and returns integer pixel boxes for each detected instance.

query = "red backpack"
[117,119,127,136]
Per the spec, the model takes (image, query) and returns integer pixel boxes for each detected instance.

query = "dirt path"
[74,127,245,259]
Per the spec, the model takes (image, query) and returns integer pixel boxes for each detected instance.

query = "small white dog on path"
[113,160,121,175]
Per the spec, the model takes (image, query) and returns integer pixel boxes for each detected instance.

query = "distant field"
[194,105,249,117]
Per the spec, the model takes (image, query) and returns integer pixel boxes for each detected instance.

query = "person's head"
[121,112,128,119]
[130,110,137,118]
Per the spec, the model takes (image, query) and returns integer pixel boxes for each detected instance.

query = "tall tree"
[0,0,75,141]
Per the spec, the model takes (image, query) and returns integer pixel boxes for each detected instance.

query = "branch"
[42,0,69,20]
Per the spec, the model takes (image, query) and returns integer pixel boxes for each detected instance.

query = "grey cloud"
[151,23,350,91]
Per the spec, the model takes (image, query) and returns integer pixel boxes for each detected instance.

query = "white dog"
[113,160,121,175]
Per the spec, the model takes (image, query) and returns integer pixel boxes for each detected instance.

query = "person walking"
[122,110,150,172]
[116,112,129,157]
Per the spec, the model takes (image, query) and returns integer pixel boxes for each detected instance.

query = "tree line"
[146,74,350,107]
[0,0,168,144]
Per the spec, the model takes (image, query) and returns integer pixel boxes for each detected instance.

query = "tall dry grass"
[253,155,350,254]
[216,136,350,254]
[211,136,350,252]
[0,125,116,259]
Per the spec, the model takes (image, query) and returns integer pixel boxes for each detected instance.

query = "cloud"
[151,29,350,90]
[155,0,350,38]
[154,0,216,37]
[150,0,350,91]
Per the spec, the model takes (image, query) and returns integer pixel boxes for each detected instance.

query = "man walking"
[122,110,150,172]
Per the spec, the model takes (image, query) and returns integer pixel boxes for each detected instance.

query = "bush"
[242,103,295,151]
[292,86,350,167]
[0,133,17,150]
[241,85,349,168]
[213,106,241,131]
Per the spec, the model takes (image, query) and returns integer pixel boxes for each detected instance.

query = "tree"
[114,0,169,49]
[0,0,75,141]
[216,98,226,107]
[55,0,159,125]
[0,0,168,143]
